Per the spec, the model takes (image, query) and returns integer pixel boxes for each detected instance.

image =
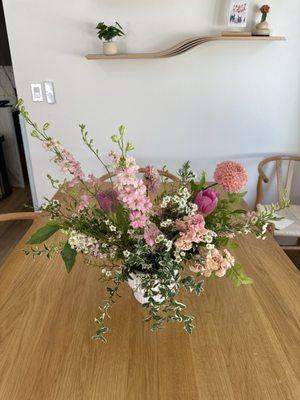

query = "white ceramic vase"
[127,273,165,305]
[254,21,270,36]
[103,41,118,55]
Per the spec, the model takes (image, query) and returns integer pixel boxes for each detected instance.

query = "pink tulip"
[97,189,119,213]
[195,188,219,215]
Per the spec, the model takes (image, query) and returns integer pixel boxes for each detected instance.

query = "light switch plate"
[44,81,56,104]
[30,83,43,102]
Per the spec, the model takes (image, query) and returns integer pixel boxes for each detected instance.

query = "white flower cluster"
[161,195,171,208]
[174,249,186,263]
[203,230,217,249]
[155,234,173,252]
[104,219,118,233]
[161,188,194,215]
[68,230,104,257]
[40,199,60,217]
[123,250,131,258]
[173,187,191,210]
[101,268,112,277]
[160,219,173,228]
[185,203,198,216]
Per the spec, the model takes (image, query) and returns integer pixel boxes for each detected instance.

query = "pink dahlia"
[214,161,248,193]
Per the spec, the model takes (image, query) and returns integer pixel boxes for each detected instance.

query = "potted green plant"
[96,22,125,55]
[253,5,271,36]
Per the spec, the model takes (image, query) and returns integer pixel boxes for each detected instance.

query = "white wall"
[3,0,300,206]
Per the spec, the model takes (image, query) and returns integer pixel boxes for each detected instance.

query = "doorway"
[0,0,34,264]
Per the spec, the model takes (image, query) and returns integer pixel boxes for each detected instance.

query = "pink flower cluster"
[144,224,161,247]
[214,161,248,193]
[78,195,90,211]
[191,249,235,277]
[143,166,161,194]
[87,174,102,187]
[175,214,208,251]
[114,157,152,229]
[43,137,84,187]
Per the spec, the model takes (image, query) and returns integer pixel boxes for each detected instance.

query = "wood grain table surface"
[0,209,299,399]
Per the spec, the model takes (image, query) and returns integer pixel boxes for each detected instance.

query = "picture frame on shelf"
[228,0,250,28]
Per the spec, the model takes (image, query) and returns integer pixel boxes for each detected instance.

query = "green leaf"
[27,223,60,244]
[119,125,125,136]
[60,242,77,273]
[111,134,119,143]
[226,264,253,287]
[198,171,206,189]
[226,241,239,250]
[228,191,247,204]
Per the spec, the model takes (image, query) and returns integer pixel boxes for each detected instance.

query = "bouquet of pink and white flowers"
[19,100,287,343]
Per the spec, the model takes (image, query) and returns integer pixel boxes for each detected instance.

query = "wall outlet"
[44,81,56,104]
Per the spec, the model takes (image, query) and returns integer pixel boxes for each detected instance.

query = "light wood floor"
[0,186,32,266]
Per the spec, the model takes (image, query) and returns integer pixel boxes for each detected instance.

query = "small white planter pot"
[103,41,118,55]
[254,21,270,36]
[127,273,164,305]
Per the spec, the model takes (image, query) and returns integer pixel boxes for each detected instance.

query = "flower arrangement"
[18,100,288,343]
[260,5,270,22]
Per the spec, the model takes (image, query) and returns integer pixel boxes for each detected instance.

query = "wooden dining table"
[0,203,299,399]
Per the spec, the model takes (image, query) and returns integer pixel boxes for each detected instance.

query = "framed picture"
[228,0,249,28]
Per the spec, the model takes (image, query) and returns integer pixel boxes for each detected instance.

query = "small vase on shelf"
[253,5,271,36]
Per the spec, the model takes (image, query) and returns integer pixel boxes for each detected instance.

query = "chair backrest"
[99,167,180,182]
[0,212,42,222]
[255,155,300,208]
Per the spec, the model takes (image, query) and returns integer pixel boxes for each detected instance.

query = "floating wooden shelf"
[86,35,286,60]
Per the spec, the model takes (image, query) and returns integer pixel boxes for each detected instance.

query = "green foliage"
[27,222,61,244]
[181,275,204,296]
[61,243,77,273]
[93,274,123,343]
[226,263,253,287]
[190,171,207,198]
[228,191,247,203]
[111,125,135,164]
[96,22,125,42]
[178,161,196,185]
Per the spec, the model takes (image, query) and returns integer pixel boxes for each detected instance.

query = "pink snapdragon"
[114,157,152,229]
[144,224,161,247]
[42,137,84,187]
[87,174,102,187]
[175,214,208,251]
[214,161,248,193]
[144,166,161,194]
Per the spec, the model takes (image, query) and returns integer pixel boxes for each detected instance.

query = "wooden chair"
[0,212,42,222]
[255,155,300,250]
[99,167,180,182]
